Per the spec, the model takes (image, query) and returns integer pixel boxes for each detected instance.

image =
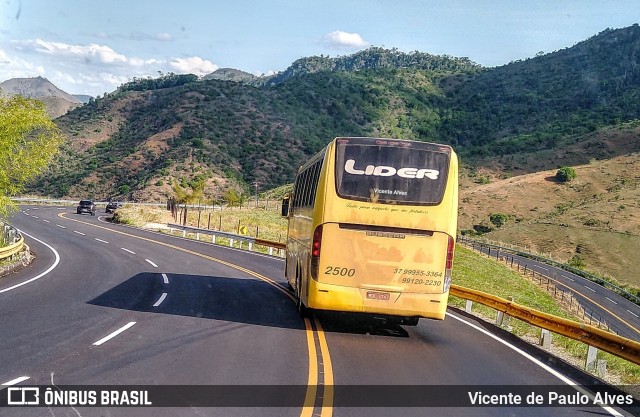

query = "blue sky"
[1,0,638,96]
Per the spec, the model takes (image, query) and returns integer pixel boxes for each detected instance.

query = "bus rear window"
[335,139,450,205]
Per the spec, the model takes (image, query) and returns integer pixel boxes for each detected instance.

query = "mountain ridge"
[27,24,640,204]
[0,76,83,118]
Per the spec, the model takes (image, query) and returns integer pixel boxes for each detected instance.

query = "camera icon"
[7,387,40,405]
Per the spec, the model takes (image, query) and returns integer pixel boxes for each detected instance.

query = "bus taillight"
[444,235,455,292]
[311,225,323,280]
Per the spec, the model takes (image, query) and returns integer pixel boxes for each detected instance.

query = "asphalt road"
[0,206,638,417]
[462,239,640,341]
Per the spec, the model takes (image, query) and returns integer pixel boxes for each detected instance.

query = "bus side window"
[281,195,290,217]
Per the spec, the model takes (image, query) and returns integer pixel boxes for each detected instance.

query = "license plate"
[366,291,390,301]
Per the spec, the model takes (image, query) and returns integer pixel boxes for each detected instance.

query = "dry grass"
[114,204,288,243]
[459,152,640,287]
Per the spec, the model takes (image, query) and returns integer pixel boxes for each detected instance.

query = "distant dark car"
[105,201,123,213]
[76,200,96,215]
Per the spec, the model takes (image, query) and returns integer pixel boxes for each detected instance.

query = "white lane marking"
[153,292,168,307]
[605,297,618,305]
[0,230,61,294]
[94,238,109,244]
[56,224,66,229]
[2,376,30,386]
[627,310,639,318]
[73,231,86,236]
[32,216,39,219]
[537,266,549,271]
[162,273,169,284]
[584,286,597,293]
[42,219,50,223]
[93,322,137,346]
[121,247,136,254]
[448,313,623,417]
[145,259,158,268]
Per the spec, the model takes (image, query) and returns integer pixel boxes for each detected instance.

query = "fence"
[167,223,286,257]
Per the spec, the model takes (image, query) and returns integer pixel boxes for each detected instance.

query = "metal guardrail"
[0,223,25,262]
[450,285,640,365]
[458,235,640,306]
[167,223,286,256]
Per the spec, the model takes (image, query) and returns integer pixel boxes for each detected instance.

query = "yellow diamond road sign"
[238,225,248,235]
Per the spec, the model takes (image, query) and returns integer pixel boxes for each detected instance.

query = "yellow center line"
[58,213,334,416]
[314,318,334,417]
[528,262,640,336]
[301,317,318,417]
[570,287,640,336]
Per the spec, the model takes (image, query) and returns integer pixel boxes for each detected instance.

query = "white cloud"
[169,57,217,76]
[0,48,46,78]
[323,30,370,49]
[1,39,219,95]
[14,39,128,65]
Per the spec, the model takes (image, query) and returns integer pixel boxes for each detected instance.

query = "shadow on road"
[88,272,304,330]
[88,272,411,337]
[315,311,409,337]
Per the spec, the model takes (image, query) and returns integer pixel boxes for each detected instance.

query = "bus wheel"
[403,317,419,326]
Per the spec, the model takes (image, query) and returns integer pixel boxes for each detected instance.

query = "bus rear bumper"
[307,280,448,320]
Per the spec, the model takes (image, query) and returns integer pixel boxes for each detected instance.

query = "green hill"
[31,24,640,202]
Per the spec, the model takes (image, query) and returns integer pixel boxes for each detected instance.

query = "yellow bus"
[282,137,458,324]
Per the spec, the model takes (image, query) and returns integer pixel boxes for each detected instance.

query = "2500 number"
[324,266,356,277]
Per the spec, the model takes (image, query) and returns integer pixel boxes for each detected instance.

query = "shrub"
[489,213,509,228]
[568,255,586,269]
[118,184,131,195]
[556,166,577,183]
[473,224,492,234]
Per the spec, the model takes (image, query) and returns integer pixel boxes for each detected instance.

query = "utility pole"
[253,181,259,208]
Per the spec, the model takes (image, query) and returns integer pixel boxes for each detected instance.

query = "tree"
[224,188,240,208]
[0,96,64,218]
[489,213,509,228]
[555,166,577,183]
[172,178,205,205]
